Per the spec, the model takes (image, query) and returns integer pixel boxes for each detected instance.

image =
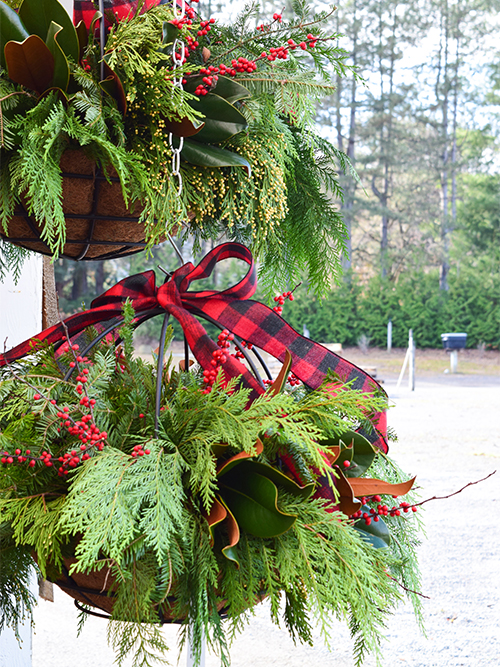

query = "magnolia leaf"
[349,476,416,498]
[220,472,296,538]
[336,470,361,516]
[324,445,341,466]
[46,22,69,92]
[181,139,251,175]
[341,431,376,478]
[219,498,240,565]
[354,505,391,548]
[184,75,251,104]
[100,62,127,115]
[211,75,251,103]
[217,438,264,476]
[89,11,103,36]
[19,0,79,62]
[162,21,179,45]
[38,86,68,105]
[178,358,194,371]
[321,430,376,478]
[206,497,227,539]
[231,459,315,499]
[4,35,54,94]
[188,93,247,143]
[75,20,88,62]
[163,116,205,138]
[267,350,292,396]
[0,2,29,70]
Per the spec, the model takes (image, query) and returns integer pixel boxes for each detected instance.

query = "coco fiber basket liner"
[2,150,154,261]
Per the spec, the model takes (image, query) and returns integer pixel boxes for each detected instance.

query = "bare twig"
[410,471,496,510]
[386,574,431,599]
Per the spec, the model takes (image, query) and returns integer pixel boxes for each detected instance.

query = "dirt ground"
[340,346,500,380]
[30,364,500,667]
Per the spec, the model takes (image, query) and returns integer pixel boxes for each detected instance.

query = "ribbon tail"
[191,298,388,453]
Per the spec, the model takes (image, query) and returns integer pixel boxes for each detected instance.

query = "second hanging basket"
[2,150,152,261]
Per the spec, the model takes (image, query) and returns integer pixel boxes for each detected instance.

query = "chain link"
[169,0,186,196]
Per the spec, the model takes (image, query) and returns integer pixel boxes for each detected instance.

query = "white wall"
[0,255,43,352]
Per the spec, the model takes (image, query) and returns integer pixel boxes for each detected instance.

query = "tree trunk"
[341,0,359,275]
[439,0,450,291]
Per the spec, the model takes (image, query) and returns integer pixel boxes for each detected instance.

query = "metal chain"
[169,0,186,196]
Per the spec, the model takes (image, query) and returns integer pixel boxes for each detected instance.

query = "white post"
[387,320,392,352]
[450,349,458,374]
[187,635,206,667]
[408,329,415,391]
[395,347,409,390]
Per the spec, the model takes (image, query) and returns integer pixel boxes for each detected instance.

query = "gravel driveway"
[31,376,500,667]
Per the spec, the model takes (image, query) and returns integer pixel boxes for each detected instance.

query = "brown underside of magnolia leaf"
[348,476,416,498]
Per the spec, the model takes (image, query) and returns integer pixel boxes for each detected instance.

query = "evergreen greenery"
[0,305,422,666]
[0,0,352,294]
[283,267,500,349]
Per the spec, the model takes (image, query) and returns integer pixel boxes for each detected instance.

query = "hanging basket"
[2,150,155,261]
[50,555,236,622]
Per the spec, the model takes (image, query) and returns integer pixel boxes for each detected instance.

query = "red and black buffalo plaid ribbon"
[0,242,388,453]
[74,0,181,29]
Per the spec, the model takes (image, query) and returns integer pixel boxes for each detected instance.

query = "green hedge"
[282,267,500,349]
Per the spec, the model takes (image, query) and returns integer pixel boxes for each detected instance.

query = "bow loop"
[0,242,387,453]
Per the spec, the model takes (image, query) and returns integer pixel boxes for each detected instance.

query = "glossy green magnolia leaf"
[211,75,251,103]
[19,0,79,62]
[38,86,68,106]
[89,10,103,37]
[342,432,376,478]
[184,75,251,104]
[216,438,264,477]
[163,116,205,138]
[162,21,179,45]
[0,2,29,70]
[75,20,88,62]
[189,93,247,143]
[4,35,54,94]
[45,22,69,92]
[322,430,376,478]
[100,62,127,115]
[226,459,315,500]
[353,505,391,548]
[180,139,251,175]
[220,471,296,538]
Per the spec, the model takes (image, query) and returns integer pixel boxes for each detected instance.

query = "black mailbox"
[441,333,467,350]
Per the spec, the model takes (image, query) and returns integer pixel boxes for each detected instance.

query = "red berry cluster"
[1,338,155,476]
[194,67,219,95]
[233,339,253,362]
[257,12,282,31]
[131,444,151,458]
[197,18,215,37]
[287,372,300,387]
[273,290,294,315]
[202,329,234,393]
[350,494,418,525]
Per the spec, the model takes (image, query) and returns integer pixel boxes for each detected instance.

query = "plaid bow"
[73,0,180,29]
[0,242,388,453]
